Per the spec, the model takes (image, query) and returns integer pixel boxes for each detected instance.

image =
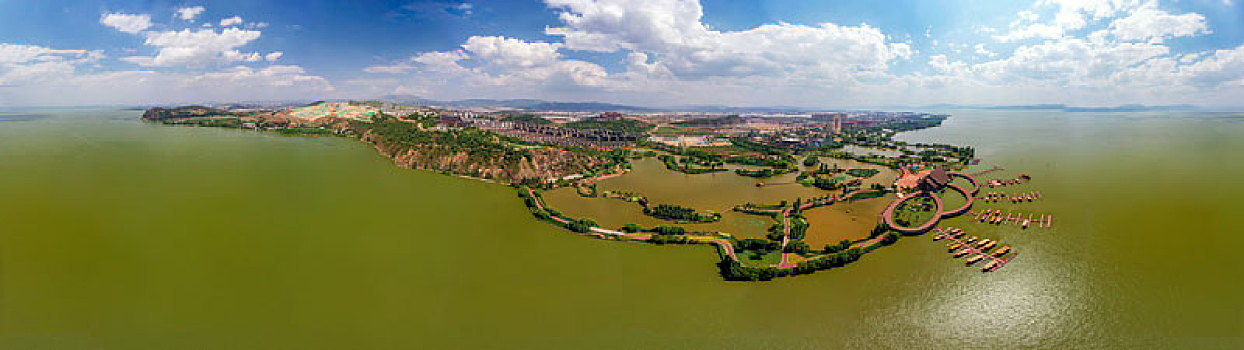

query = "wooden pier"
[933,227,1016,272]
[984,174,1032,188]
[969,209,1052,228]
[979,191,1042,203]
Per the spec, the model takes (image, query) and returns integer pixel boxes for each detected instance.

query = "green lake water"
[0,109,1240,348]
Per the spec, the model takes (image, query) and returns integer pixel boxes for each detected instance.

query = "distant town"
[157,98,953,154]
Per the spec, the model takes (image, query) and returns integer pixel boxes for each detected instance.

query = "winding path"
[776,195,852,268]
[527,188,741,262]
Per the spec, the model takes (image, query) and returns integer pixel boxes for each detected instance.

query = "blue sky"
[1,0,1242,107]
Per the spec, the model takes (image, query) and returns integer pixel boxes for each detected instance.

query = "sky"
[1,0,1242,108]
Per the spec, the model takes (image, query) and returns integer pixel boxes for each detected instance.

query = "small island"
[144,101,1044,281]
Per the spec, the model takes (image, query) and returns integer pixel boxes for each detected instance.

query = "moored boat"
[994,246,1012,257]
[966,254,985,265]
[982,260,1000,272]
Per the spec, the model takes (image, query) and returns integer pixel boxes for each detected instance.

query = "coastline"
[142,107,973,281]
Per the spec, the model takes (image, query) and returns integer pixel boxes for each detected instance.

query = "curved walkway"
[941,183,975,218]
[528,188,741,262]
[880,192,944,234]
[947,171,981,193]
[878,170,981,233]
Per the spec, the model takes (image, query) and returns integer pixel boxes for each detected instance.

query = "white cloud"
[363,63,416,74]
[1041,0,1141,31]
[1179,45,1244,86]
[412,50,469,66]
[123,28,263,67]
[0,44,103,86]
[975,44,998,57]
[29,0,1244,107]
[973,38,1170,86]
[0,44,88,65]
[1106,2,1208,43]
[364,35,608,94]
[101,13,152,34]
[995,0,1147,43]
[543,0,911,82]
[462,36,562,68]
[0,62,334,106]
[3,9,323,106]
[351,0,1242,107]
[994,22,1064,42]
[219,16,243,26]
[176,6,206,21]
[1017,10,1040,23]
[187,65,333,90]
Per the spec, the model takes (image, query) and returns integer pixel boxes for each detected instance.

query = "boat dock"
[969,209,1053,228]
[979,191,1042,203]
[933,227,1016,272]
[984,174,1032,188]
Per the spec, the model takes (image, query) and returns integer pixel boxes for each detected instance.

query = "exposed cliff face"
[142,106,606,183]
[361,129,604,182]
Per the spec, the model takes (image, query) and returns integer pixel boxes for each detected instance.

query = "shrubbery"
[720,248,864,281]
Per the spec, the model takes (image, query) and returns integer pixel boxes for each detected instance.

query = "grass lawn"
[892,195,937,227]
[740,250,783,267]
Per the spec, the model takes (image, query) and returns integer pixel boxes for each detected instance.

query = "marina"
[980,191,1042,203]
[933,227,1016,272]
[971,209,1053,228]
[984,174,1031,188]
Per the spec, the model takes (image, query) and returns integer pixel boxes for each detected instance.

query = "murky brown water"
[0,109,1239,348]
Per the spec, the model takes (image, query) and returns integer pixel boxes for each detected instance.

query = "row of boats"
[933,227,1013,272]
[974,209,1052,228]
[985,174,1031,188]
[980,191,1042,203]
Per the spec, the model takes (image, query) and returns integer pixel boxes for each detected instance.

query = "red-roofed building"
[896,166,951,193]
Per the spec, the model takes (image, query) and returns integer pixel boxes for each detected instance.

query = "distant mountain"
[664,105,822,113]
[378,95,438,106]
[911,104,1196,112]
[1063,104,1195,112]
[354,95,1203,114]
[524,102,653,112]
[379,95,651,112]
[978,104,1067,110]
